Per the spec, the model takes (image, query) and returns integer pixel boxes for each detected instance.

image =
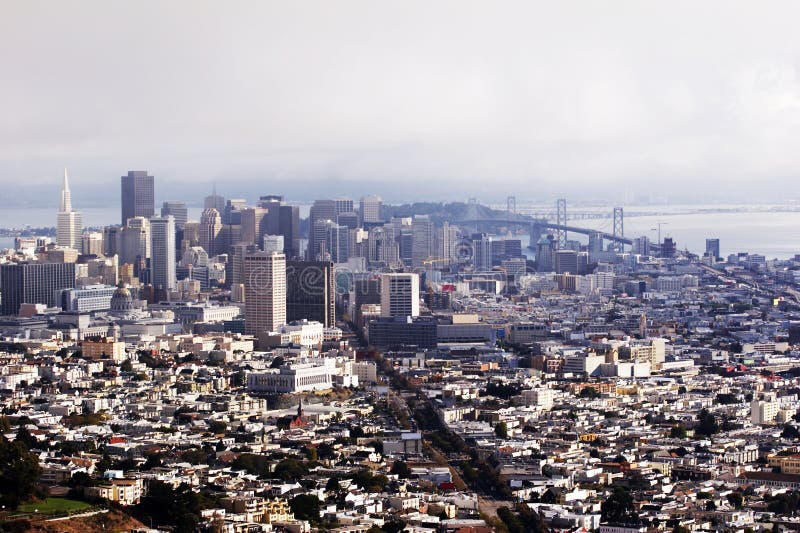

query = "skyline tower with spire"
[56,168,83,252]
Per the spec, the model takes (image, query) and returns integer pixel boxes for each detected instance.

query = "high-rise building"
[263,235,284,254]
[436,222,459,265]
[199,208,222,256]
[471,233,492,271]
[705,238,720,259]
[536,235,555,272]
[56,169,83,251]
[1,262,75,315]
[81,232,104,256]
[555,249,579,274]
[278,204,300,258]
[286,260,336,327]
[240,207,268,246]
[161,201,188,229]
[150,215,176,291]
[308,200,337,260]
[121,170,155,225]
[588,232,604,254]
[380,273,420,318]
[203,185,225,213]
[411,215,434,267]
[118,216,150,268]
[335,198,354,215]
[359,195,382,225]
[325,222,350,264]
[244,251,286,335]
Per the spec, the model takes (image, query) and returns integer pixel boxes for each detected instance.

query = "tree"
[14,427,37,450]
[600,486,639,524]
[0,437,42,509]
[274,458,308,481]
[495,422,509,439]
[669,425,687,439]
[120,359,133,372]
[289,494,320,521]
[782,424,800,440]
[208,420,227,435]
[727,491,744,509]
[695,409,719,437]
[325,476,340,492]
[390,460,412,479]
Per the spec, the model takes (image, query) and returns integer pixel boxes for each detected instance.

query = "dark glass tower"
[121,170,155,225]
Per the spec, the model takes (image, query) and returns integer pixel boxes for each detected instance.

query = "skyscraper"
[286,260,336,327]
[308,200,337,260]
[199,208,222,256]
[411,215,434,267]
[244,251,286,335]
[56,169,83,251]
[204,184,225,212]
[1,262,75,315]
[121,170,155,225]
[705,238,720,259]
[161,201,188,229]
[380,273,420,318]
[150,215,176,290]
[359,195,382,225]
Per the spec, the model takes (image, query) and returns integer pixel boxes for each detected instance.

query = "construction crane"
[422,257,450,302]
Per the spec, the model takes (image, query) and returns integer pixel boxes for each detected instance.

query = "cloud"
[2,0,800,201]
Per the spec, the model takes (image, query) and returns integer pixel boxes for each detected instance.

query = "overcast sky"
[2,1,800,203]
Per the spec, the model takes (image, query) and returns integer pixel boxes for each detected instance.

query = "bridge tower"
[612,207,624,251]
[506,195,516,214]
[556,198,567,249]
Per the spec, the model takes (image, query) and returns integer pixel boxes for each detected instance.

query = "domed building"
[110,283,135,313]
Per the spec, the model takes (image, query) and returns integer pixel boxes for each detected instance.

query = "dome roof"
[110,283,134,312]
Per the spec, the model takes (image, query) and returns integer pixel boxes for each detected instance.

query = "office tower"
[380,273,420,318]
[437,222,459,264]
[471,233,492,271]
[118,216,150,267]
[1,262,75,315]
[199,208,222,256]
[335,198,354,215]
[367,225,397,266]
[705,238,720,259]
[308,200,337,259]
[81,232,104,256]
[244,251,286,335]
[103,225,121,257]
[588,232,604,254]
[278,204,300,258]
[337,211,359,229]
[204,185,225,212]
[161,201,188,229]
[56,169,83,252]
[230,243,258,287]
[240,207,268,246]
[150,215,176,290]
[411,215,434,267]
[263,235,284,254]
[359,195,382,225]
[632,236,651,256]
[555,249,579,274]
[325,222,350,263]
[223,199,247,225]
[286,260,335,327]
[257,196,300,258]
[121,170,155,224]
[536,235,555,272]
[662,237,676,258]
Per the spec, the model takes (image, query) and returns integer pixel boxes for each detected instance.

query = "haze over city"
[4,1,800,203]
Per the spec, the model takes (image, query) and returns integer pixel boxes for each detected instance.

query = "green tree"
[695,409,719,437]
[495,422,509,439]
[600,486,639,524]
[390,460,412,479]
[208,420,227,434]
[289,494,320,521]
[670,425,687,439]
[274,458,308,481]
[0,437,42,509]
[727,491,744,509]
